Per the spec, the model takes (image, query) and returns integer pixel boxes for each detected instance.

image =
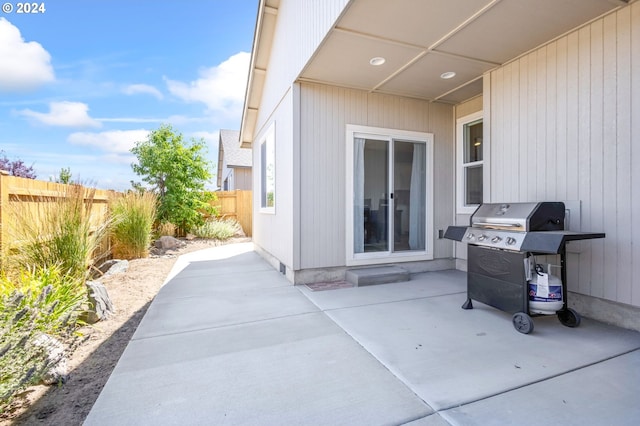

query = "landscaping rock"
[94,259,129,278]
[154,236,185,250]
[32,334,68,385]
[83,281,114,324]
[103,260,129,276]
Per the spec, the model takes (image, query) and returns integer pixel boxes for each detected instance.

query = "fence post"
[239,190,252,237]
[0,170,9,253]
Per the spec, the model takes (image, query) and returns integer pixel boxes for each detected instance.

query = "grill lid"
[470,202,565,232]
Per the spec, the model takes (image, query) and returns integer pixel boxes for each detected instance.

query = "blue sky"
[0,0,257,190]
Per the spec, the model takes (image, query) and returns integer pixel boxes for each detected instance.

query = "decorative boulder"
[32,334,68,385]
[154,236,185,250]
[93,259,129,278]
[82,281,114,324]
[102,259,129,276]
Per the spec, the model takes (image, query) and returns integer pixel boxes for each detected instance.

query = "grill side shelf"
[444,226,467,242]
[520,231,605,254]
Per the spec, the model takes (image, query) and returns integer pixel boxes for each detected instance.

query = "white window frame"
[456,111,484,214]
[259,122,276,214]
[345,124,434,267]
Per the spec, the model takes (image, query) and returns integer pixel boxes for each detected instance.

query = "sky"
[0,0,257,190]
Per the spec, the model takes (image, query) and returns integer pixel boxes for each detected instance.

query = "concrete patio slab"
[321,290,640,411]
[441,349,640,426]
[86,242,640,425]
[155,268,288,301]
[162,242,259,283]
[403,413,455,426]
[85,313,432,425]
[301,269,466,310]
[165,251,273,280]
[133,283,320,339]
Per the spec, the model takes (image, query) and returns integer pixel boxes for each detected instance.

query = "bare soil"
[1,237,250,426]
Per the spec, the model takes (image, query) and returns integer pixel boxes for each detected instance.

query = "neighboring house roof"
[217,129,252,188]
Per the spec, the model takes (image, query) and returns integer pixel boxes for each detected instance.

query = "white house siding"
[234,168,252,190]
[253,88,295,272]
[298,82,454,270]
[456,96,483,120]
[485,3,640,308]
[255,0,349,137]
[453,96,484,268]
[252,0,351,259]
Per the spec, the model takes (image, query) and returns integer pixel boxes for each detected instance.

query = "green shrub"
[156,221,176,237]
[110,191,158,259]
[0,266,86,411]
[191,218,242,240]
[6,186,110,282]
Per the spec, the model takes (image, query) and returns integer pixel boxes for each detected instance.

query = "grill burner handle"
[474,222,520,228]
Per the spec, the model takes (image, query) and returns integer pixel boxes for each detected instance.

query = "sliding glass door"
[352,134,428,257]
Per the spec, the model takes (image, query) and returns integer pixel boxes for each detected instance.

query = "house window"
[457,112,483,213]
[260,123,275,212]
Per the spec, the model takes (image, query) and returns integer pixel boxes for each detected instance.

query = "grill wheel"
[557,308,581,328]
[512,312,534,334]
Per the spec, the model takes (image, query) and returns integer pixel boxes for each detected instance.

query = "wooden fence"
[1,174,253,254]
[211,190,252,237]
[0,171,114,252]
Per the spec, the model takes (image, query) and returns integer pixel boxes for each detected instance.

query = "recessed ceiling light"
[440,71,456,79]
[369,57,386,66]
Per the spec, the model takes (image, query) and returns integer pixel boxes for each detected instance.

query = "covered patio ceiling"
[298,0,629,104]
[241,0,630,147]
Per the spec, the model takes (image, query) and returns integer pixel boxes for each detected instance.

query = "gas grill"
[445,202,605,334]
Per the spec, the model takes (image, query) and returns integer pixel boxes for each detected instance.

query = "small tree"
[0,151,36,179]
[58,167,72,184]
[131,125,214,232]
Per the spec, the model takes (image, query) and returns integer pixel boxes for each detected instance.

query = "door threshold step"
[345,266,410,287]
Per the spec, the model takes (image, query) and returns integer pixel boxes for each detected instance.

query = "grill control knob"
[478,235,487,242]
[466,233,475,240]
[491,236,502,243]
[506,237,516,246]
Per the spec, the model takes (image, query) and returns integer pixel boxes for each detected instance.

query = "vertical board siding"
[253,91,295,267]
[487,4,639,306]
[616,6,632,304]
[454,96,483,262]
[590,19,605,299]
[455,96,482,119]
[430,102,455,259]
[256,0,349,135]
[556,37,569,203]
[631,3,640,307]
[545,42,558,202]
[603,13,618,302]
[299,83,453,269]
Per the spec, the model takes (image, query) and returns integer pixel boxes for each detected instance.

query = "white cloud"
[0,18,55,92]
[122,84,163,100]
[191,131,219,142]
[68,129,149,154]
[19,101,102,128]
[164,52,249,116]
[97,117,166,124]
[96,115,207,125]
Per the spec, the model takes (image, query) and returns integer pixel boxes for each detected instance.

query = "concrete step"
[345,266,410,287]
